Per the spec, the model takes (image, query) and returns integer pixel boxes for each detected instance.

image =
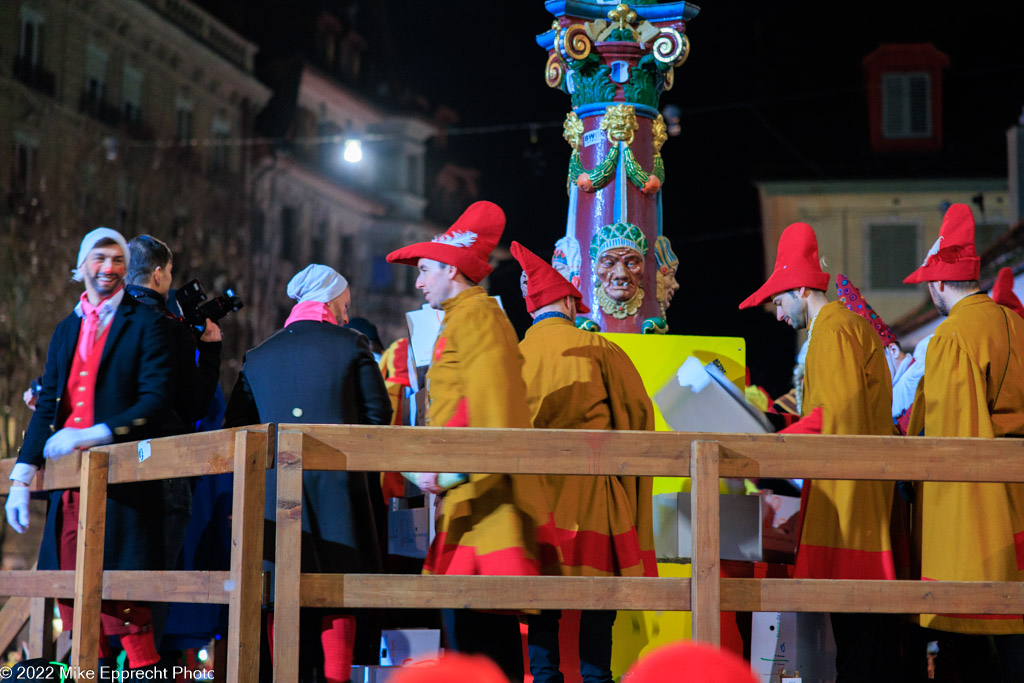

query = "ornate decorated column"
[538,1,697,333]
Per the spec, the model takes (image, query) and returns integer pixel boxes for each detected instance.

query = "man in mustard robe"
[386,201,545,681]
[740,222,899,681]
[904,204,1024,680]
[511,241,655,683]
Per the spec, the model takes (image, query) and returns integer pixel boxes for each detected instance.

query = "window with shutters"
[84,44,108,106]
[18,7,43,67]
[122,66,143,123]
[882,73,931,139]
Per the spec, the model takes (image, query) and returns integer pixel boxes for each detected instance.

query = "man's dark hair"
[941,280,980,294]
[126,235,172,285]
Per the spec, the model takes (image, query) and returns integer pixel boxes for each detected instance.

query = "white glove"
[43,423,114,460]
[5,485,30,534]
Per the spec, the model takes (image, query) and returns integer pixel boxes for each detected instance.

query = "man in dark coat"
[125,234,222,435]
[5,227,173,672]
[125,234,226,663]
[225,263,392,683]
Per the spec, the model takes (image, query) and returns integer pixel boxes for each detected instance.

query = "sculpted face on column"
[589,222,649,320]
[596,247,643,303]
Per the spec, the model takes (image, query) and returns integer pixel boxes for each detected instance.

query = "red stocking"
[267,612,275,664]
[320,614,356,683]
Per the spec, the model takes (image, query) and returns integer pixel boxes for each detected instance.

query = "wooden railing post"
[29,597,54,661]
[71,449,108,675]
[690,440,721,645]
[227,429,267,683]
[273,430,305,683]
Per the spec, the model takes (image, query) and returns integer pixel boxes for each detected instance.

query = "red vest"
[60,321,112,429]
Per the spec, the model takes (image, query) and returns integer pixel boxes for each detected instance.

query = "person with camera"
[125,235,225,669]
[126,235,222,433]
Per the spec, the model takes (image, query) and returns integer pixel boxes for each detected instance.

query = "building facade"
[0,0,270,456]
[757,179,1010,326]
[249,63,442,346]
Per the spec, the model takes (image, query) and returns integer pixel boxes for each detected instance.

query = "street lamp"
[342,138,363,163]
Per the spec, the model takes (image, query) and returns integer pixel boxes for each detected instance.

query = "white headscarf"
[73,227,129,282]
[286,264,348,303]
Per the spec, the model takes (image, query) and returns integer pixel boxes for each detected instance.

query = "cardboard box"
[654,356,772,433]
[387,507,429,559]
[750,612,836,683]
[350,665,401,683]
[379,628,441,666]
[653,492,762,562]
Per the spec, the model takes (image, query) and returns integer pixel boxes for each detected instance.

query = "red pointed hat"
[625,641,759,683]
[739,222,830,309]
[510,241,590,314]
[386,201,504,283]
[903,203,980,284]
[991,267,1024,319]
[836,274,897,345]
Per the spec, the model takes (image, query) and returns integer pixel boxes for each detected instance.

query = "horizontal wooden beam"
[282,426,1024,483]
[0,571,231,603]
[0,571,75,598]
[716,434,1024,482]
[300,574,692,611]
[0,426,271,494]
[102,571,232,604]
[290,426,692,476]
[721,578,1024,614]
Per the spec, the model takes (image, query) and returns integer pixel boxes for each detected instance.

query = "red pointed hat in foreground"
[836,274,897,346]
[386,201,505,284]
[991,266,1024,319]
[739,222,830,309]
[510,241,590,314]
[625,641,759,683]
[903,203,980,284]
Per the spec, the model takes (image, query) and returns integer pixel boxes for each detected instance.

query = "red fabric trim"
[424,531,540,576]
[444,398,469,428]
[557,527,646,575]
[779,406,823,434]
[381,472,406,502]
[794,545,896,580]
[1017,530,1024,571]
[387,338,411,388]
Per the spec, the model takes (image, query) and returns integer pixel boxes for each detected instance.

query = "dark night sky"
[377,1,1024,396]
[203,0,1024,396]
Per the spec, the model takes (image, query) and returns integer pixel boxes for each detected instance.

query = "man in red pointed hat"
[386,201,542,681]
[991,266,1024,320]
[903,204,1024,678]
[511,241,655,683]
[740,222,900,680]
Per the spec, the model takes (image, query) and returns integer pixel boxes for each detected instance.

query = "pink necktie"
[78,300,101,361]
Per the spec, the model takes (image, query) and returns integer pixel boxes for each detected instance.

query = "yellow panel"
[610,561,693,679]
[600,334,746,494]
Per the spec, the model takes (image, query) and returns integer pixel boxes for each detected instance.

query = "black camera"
[175,278,243,333]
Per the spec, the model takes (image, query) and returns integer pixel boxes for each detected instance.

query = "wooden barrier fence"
[272,425,1024,683]
[3,424,1024,683]
[0,425,272,681]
